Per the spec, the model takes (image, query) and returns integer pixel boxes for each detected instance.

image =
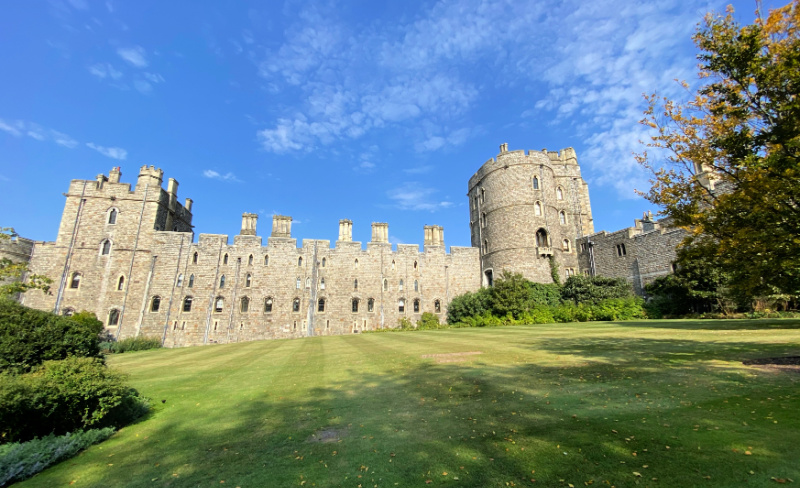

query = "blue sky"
[0,0,778,248]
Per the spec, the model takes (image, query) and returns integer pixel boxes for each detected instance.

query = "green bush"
[0,356,149,443]
[99,336,162,354]
[446,288,491,324]
[0,427,114,486]
[416,312,441,330]
[561,275,634,305]
[518,306,556,324]
[0,301,103,374]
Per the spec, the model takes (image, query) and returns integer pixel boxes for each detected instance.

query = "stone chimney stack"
[271,215,292,238]
[240,213,258,236]
[338,219,353,242]
[500,142,508,153]
[184,198,193,212]
[95,173,108,189]
[167,178,179,198]
[424,225,444,246]
[371,222,388,243]
[109,167,121,183]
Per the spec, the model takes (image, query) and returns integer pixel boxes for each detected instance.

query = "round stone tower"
[467,143,594,285]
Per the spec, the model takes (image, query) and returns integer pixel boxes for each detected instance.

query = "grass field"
[17,320,800,488]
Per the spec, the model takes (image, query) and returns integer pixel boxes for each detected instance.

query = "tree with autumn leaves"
[637,1,800,308]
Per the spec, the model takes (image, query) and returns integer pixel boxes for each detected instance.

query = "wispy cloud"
[387,183,453,212]
[202,170,241,182]
[86,142,127,160]
[88,63,122,80]
[0,118,78,148]
[117,46,148,68]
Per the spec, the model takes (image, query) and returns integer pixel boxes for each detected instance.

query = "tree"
[0,227,50,298]
[637,1,800,301]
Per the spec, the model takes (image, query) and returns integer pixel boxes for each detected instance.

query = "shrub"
[397,317,414,330]
[447,288,491,324]
[561,275,634,305]
[416,313,441,330]
[0,356,149,443]
[0,301,103,374]
[0,427,114,486]
[99,337,162,354]
[518,306,555,324]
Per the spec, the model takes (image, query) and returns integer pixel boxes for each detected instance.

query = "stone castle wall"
[576,213,686,294]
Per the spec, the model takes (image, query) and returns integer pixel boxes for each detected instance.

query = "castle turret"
[371,222,388,243]
[109,167,121,183]
[240,213,258,236]
[338,219,353,242]
[271,215,292,238]
[136,165,163,191]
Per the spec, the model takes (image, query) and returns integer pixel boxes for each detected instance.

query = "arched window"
[296,277,301,289]
[223,254,229,265]
[534,201,542,216]
[193,252,198,264]
[391,260,396,271]
[318,298,325,312]
[108,309,120,326]
[480,187,486,203]
[352,298,359,313]
[320,278,326,290]
[434,300,441,313]
[214,297,224,312]
[101,240,111,255]
[535,229,548,247]
[245,274,252,287]
[219,275,226,288]
[183,296,192,312]
[367,298,375,312]
[398,299,405,313]
[399,279,404,291]
[305,277,311,288]
[383,279,388,291]
[414,261,418,270]
[413,299,420,313]
[108,208,117,224]
[292,298,300,312]
[177,274,184,287]
[559,211,567,225]
[354,258,359,268]
[117,275,124,291]
[264,297,273,313]
[264,255,269,266]
[483,239,488,253]
[532,176,539,190]
[354,279,358,290]
[298,256,303,267]
[414,280,419,292]
[151,296,161,312]
[70,272,81,289]
[321,257,326,267]
[248,254,254,266]
[562,239,571,252]
[557,187,564,200]
[241,296,250,312]
[188,274,194,288]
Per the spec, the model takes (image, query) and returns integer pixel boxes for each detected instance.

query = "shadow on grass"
[613,318,800,331]
[18,335,800,488]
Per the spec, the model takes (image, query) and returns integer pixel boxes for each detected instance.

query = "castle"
[15,144,683,346]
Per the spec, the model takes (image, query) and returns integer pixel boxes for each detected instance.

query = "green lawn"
[18,320,800,488]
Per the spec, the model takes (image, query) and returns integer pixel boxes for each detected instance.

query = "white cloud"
[86,142,127,160]
[143,72,164,83]
[0,118,78,148]
[117,46,148,68]
[387,183,453,212]
[202,170,241,182]
[353,161,375,174]
[88,63,122,80]
[133,80,152,93]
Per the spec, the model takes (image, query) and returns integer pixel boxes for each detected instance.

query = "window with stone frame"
[616,243,627,257]
[318,298,325,312]
[177,274,184,287]
[398,299,405,313]
[264,254,269,266]
[101,240,111,255]
[321,257,326,267]
[399,279,404,291]
[353,278,358,290]
[562,239,571,252]
[383,279,388,291]
[320,278,325,290]
[367,298,375,312]
[107,208,118,224]
[188,274,194,288]
[241,296,250,312]
[296,277,301,289]
[150,296,161,312]
[214,297,224,312]
[245,274,252,287]
[292,298,301,312]
[70,272,81,289]
[298,256,303,267]
[532,176,539,190]
[413,299,420,313]
[117,275,124,291]
[248,254,254,266]
[183,296,192,312]
[108,309,120,326]
[193,252,198,264]
[223,254,229,265]
[556,187,564,200]
[434,300,441,313]
[559,211,567,225]
[414,280,418,292]
[264,297,273,312]
[219,275,226,288]
[534,201,542,216]
[352,298,359,313]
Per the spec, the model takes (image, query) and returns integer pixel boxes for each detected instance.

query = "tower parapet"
[136,165,164,191]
